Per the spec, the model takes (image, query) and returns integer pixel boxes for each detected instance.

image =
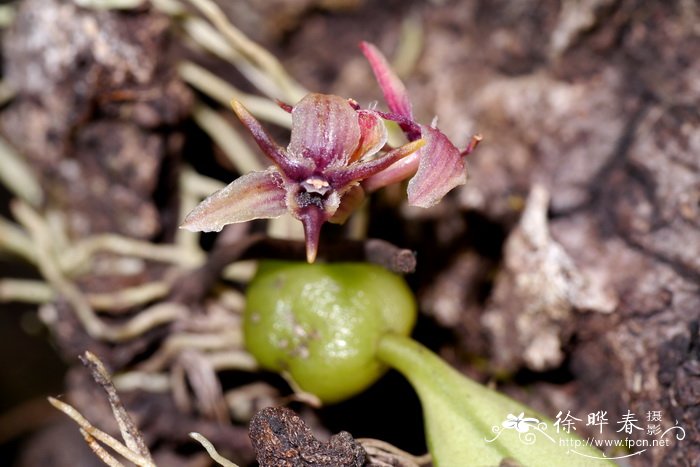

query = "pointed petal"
[298,206,325,263]
[180,169,287,232]
[329,138,425,188]
[349,110,388,163]
[328,185,366,225]
[289,93,361,170]
[407,125,467,208]
[275,99,293,113]
[461,134,483,157]
[361,151,420,194]
[360,42,413,119]
[375,109,422,142]
[231,100,306,178]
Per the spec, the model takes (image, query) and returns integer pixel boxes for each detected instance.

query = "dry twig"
[80,351,155,462]
[49,351,155,466]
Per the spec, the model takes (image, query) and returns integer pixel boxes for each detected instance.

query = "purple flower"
[181,93,423,262]
[358,41,481,207]
[181,42,479,262]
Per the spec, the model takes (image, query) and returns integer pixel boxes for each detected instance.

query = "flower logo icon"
[502,413,540,433]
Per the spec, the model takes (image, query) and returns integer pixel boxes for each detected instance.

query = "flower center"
[300,177,331,195]
[294,176,334,210]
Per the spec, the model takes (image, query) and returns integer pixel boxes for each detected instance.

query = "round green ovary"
[244,261,416,403]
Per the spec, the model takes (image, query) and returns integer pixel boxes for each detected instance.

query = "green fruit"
[244,261,417,403]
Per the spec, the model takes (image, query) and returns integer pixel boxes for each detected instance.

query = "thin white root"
[358,438,432,467]
[72,0,144,9]
[87,281,172,312]
[61,234,204,273]
[80,428,126,467]
[181,17,286,100]
[185,0,306,102]
[189,432,240,467]
[0,136,42,207]
[0,279,54,304]
[113,371,171,393]
[178,61,291,128]
[100,303,188,342]
[192,101,264,174]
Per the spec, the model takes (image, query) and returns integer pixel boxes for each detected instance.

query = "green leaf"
[377,334,614,467]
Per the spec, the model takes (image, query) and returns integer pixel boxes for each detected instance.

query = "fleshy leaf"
[289,94,361,170]
[377,335,611,466]
[180,169,286,232]
[360,42,413,119]
[349,110,388,163]
[407,125,467,208]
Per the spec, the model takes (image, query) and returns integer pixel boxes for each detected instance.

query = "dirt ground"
[0,0,698,466]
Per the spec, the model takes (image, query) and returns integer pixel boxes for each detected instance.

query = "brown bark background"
[0,0,698,466]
